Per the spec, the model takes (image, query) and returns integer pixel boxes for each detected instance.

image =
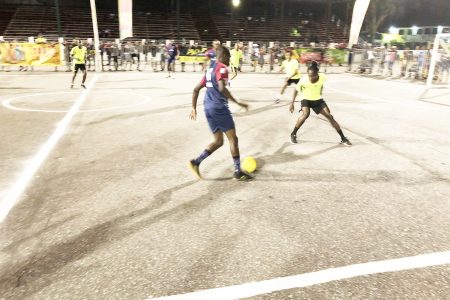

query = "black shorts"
[301,99,328,114]
[74,64,86,71]
[287,78,300,85]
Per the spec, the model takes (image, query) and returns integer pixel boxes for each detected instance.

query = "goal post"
[426,33,450,88]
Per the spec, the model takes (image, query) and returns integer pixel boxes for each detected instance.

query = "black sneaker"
[81,83,87,89]
[233,170,253,181]
[290,134,298,144]
[188,160,202,179]
[275,98,280,104]
[340,138,352,146]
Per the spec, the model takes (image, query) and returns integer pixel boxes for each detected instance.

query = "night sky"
[390,0,450,27]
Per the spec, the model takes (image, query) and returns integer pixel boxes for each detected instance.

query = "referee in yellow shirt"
[289,61,351,146]
[229,43,243,86]
[275,49,301,104]
[70,40,88,89]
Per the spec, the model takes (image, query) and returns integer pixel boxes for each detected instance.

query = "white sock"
[277,94,282,99]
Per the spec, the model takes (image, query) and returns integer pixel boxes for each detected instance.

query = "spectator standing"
[387,47,397,76]
[131,41,142,71]
[178,43,188,72]
[417,46,425,79]
[149,43,158,71]
[348,49,353,72]
[110,42,120,71]
[86,43,95,71]
[269,47,276,72]
[35,33,47,44]
[367,49,375,73]
[123,42,133,71]
[258,46,266,72]
[251,44,259,72]
[159,44,166,71]
[187,44,198,72]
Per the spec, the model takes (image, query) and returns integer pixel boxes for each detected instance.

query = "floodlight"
[389,26,398,34]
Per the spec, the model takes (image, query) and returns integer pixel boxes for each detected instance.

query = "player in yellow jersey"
[289,61,351,146]
[229,43,243,86]
[70,40,88,89]
[275,49,301,104]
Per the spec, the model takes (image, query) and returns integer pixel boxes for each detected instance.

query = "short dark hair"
[308,61,319,74]
[216,45,230,60]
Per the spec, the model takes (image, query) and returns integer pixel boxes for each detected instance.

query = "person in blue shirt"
[167,42,178,78]
[189,46,252,181]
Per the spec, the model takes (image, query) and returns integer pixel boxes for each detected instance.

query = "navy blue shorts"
[167,56,176,64]
[204,108,235,133]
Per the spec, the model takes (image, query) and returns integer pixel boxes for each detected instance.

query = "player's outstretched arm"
[288,69,298,79]
[190,82,204,120]
[289,89,298,113]
[218,80,249,111]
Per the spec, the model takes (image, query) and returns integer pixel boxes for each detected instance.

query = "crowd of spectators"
[1,33,448,85]
[348,45,449,83]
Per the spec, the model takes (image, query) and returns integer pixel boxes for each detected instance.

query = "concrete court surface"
[0,69,449,300]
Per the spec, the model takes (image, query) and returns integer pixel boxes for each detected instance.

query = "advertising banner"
[178,56,207,63]
[118,0,133,40]
[0,42,62,66]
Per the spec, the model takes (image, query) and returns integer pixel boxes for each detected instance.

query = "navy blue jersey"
[168,44,178,58]
[200,61,229,110]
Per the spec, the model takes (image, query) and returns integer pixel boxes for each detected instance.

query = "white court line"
[0,75,99,223]
[2,90,150,113]
[148,250,450,300]
[325,79,449,111]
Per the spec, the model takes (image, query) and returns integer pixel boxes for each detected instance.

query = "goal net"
[427,33,450,88]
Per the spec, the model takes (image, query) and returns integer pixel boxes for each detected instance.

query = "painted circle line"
[2,91,150,113]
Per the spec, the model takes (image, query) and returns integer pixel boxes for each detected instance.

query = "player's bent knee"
[216,139,224,147]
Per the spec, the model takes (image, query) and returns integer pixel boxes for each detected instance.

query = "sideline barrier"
[295,48,348,64]
[178,55,207,63]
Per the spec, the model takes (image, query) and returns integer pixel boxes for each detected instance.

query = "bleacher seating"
[214,15,347,44]
[1,5,346,44]
[2,5,200,41]
[0,6,16,37]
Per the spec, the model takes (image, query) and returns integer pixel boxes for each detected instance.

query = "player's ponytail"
[308,61,319,74]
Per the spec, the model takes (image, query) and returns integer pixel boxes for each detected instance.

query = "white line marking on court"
[2,90,150,113]
[325,79,449,111]
[148,250,450,300]
[0,75,99,223]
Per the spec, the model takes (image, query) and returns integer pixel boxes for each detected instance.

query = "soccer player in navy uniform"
[189,46,252,181]
[167,42,178,78]
[204,39,220,67]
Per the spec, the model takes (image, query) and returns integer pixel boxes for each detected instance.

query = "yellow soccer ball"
[242,156,257,173]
